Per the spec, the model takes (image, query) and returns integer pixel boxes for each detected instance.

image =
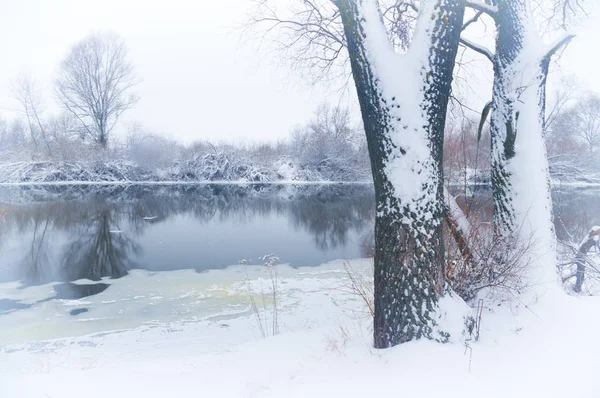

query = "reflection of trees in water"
[288,189,374,250]
[8,184,597,285]
[23,217,51,285]
[0,184,376,284]
[16,204,65,285]
[62,210,141,281]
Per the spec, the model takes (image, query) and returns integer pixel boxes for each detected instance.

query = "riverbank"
[1,258,599,398]
[1,159,600,188]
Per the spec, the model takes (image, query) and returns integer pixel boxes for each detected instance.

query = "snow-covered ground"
[1,258,600,397]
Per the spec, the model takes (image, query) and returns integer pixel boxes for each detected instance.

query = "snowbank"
[2,158,598,187]
[1,258,600,397]
[0,152,372,184]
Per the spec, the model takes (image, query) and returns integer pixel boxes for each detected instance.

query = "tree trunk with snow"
[338,0,464,348]
[490,0,570,289]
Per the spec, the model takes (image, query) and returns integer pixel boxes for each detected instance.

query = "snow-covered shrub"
[290,104,370,182]
[167,152,275,182]
[446,231,532,302]
[0,161,145,183]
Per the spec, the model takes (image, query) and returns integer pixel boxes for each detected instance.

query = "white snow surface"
[1,258,600,397]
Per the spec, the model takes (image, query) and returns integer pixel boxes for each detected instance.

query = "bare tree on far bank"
[572,95,600,155]
[55,33,138,149]
[10,75,51,156]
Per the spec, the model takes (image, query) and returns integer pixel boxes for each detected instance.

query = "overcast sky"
[0,0,597,145]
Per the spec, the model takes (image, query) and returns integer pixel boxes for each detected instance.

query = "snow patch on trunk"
[359,0,439,226]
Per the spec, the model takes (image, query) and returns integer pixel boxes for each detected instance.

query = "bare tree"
[531,0,588,32]
[545,75,579,131]
[291,103,369,180]
[10,75,51,155]
[249,0,418,86]
[55,33,138,149]
[293,105,355,158]
[571,95,600,155]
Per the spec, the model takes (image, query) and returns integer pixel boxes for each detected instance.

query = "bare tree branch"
[246,0,418,86]
[465,0,498,18]
[532,0,588,32]
[10,75,52,155]
[459,37,494,62]
[55,33,139,149]
[462,11,484,31]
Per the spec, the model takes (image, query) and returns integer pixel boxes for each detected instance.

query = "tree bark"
[339,0,464,348]
[490,0,527,237]
[490,0,560,288]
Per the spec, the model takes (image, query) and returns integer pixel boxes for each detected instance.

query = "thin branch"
[462,11,484,31]
[465,0,498,18]
[459,37,494,63]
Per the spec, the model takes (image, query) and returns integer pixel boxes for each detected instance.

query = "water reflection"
[451,186,600,243]
[0,184,375,287]
[62,210,141,281]
[3,183,596,300]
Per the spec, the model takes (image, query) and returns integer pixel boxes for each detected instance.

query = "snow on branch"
[465,0,497,18]
[459,37,494,63]
[543,33,575,62]
[462,10,484,31]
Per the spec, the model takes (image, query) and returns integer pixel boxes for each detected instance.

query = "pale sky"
[0,0,597,145]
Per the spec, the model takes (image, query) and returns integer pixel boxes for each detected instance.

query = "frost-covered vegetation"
[0,104,371,183]
[3,93,598,185]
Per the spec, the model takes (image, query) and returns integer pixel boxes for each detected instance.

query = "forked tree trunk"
[338,0,464,348]
[490,0,566,288]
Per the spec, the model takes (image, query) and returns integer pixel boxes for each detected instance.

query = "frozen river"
[0,184,374,344]
[1,183,600,344]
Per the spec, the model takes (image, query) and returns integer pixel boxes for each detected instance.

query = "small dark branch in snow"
[475,299,483,341]
[450,95,483,115]
[465,0,498,18]
[543,34,575,63]
[459,37,494,63]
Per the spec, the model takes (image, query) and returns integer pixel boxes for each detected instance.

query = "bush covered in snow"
[0,103,373,184]
[0,161,147,183]
[165,152,275,182]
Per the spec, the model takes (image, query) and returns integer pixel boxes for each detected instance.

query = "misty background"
[0,0,598,145]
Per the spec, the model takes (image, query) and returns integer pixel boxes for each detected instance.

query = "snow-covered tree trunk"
[338,0,464,348]
[490,0,571,290]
